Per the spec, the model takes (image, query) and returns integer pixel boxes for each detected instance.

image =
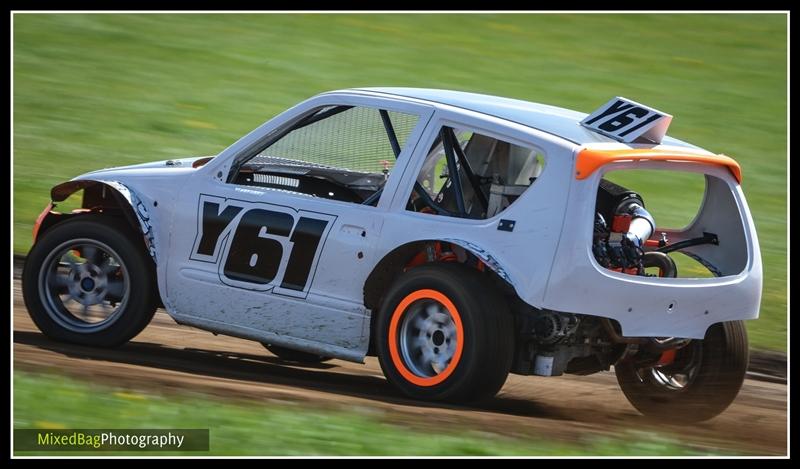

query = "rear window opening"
[591,169,748,279]
[406,126,546,220]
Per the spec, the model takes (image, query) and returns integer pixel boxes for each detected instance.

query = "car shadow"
[14,330,571,421]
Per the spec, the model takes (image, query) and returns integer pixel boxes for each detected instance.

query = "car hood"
[78,156,214,177]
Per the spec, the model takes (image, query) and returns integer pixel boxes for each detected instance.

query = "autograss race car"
[22,88,761,422]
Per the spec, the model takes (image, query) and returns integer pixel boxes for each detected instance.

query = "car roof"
[351,87,702,150]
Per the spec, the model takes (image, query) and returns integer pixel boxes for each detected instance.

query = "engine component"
[642,251,678,278]
[533,311,580,344]
[625,203,655,246]
[531,344,597,376]
[592,178,659,275]
[533,354,555,376]
[595,178,642,223]
[511,309,616,377]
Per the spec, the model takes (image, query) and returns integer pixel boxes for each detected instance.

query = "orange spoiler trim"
[575,148,742,183]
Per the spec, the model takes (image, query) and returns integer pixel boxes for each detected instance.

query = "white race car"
[23,88,761,422]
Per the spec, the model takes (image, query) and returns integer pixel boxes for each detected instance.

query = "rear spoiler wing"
[575,148,742,183]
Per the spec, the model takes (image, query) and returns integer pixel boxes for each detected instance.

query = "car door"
[164,95,433,360]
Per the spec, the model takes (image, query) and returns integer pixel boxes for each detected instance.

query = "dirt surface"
[12,280,787,455]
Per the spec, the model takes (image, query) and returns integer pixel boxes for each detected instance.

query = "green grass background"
[13,371,724,456]
[13,14,787,350]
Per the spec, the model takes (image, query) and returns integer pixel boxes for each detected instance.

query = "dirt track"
[12,280,787,455]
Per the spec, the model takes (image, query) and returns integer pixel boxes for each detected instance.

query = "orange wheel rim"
[388,289,464,387]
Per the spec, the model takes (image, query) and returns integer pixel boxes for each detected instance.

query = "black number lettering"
[280,217,329,291]
[197,202,242,256]
[618,113,662,137]
[194,197,335,295]
[583,100,634,125]
[598,107,649,133]
[223,209,294,285]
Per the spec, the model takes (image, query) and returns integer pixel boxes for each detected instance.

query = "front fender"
[47,179,157,263]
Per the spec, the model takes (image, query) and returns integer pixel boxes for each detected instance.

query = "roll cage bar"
[367,112,487,218]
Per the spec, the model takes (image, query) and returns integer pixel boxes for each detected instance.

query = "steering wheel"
[363,181,454,216]
[409,182,456,216]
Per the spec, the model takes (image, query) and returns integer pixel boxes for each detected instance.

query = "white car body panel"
[62,88,762,361]
[544,160,762,338]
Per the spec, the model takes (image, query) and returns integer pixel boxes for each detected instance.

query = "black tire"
[22,215,158,347]
[262,344,332,363]
[615,321,749,422]
[375,263,514,403]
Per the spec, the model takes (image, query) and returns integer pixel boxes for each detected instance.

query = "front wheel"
[615,321,749,422]
[22,215,158,347]
[375,263,514,403]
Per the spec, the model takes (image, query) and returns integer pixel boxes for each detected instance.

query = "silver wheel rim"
[37,239,131,333]
[398,299,458,378]
[639,341,702,391]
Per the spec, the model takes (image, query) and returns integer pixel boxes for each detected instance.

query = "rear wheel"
[262,343,331,363]
[615,321,749,422]
[375,263,514,403]
[22,216,158,347]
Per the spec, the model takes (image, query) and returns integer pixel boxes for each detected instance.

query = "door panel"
[166,182,380,355]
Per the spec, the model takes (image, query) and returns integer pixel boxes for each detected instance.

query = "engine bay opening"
[591,169,749,279]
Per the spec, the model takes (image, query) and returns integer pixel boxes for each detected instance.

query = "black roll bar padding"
[441,127,467,216]
[379,109,402,158]
[447,128,488,212]
[294,105,354,132]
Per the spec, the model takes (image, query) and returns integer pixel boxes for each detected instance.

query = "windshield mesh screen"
[252,107,419,174]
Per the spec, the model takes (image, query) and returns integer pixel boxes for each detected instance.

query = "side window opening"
[230,106,419,205]
[591,169,747,279]
[407,126,545,219]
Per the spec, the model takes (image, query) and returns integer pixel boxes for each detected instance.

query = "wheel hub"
[66,260,109,305]
[39,239,130,332]
[432,329,445,346]
[80,277,95,291]
[398,299,458,378]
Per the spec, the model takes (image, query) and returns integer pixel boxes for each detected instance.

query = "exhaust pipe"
[642,251,678,278]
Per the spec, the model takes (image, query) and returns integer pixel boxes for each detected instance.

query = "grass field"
[12,14,787,350]
[13,371,723,456]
